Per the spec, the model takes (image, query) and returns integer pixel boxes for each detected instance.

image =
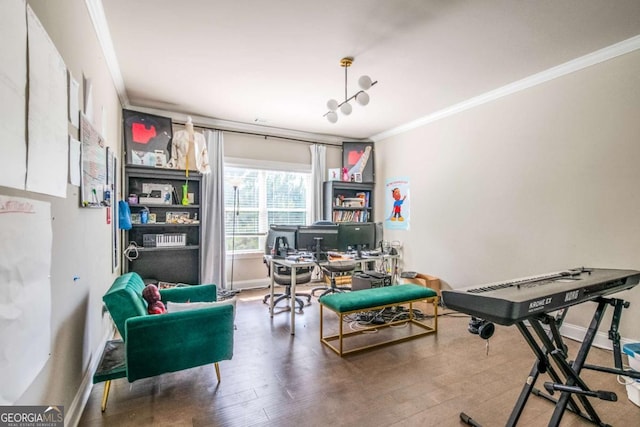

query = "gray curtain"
[310,144,327,222]
[201,130,226,288]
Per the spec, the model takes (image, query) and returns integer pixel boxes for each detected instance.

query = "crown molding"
[84,0,128,106]
[83,1,364,147]
[128,105,347,146]
[370,34,640,142]
[86,1,638,146]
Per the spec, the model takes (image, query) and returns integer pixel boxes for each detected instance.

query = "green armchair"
[93,272,234,411]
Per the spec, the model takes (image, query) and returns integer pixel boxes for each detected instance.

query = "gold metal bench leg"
[339,313,344,356]
[320,304,323,339]
[214,362,221,382]
[434,297,438,331]
[101,380,111,412]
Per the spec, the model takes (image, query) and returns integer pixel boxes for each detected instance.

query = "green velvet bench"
[319,284,438,356]
[93,272,234,411]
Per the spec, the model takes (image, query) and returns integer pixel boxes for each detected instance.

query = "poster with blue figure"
[385,177,410,230]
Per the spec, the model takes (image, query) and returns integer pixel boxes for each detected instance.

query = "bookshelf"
[323,181,374,223]
[124,165,202,284]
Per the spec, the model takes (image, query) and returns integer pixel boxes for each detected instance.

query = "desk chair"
[263,263,313,312]
[312,259,357,297]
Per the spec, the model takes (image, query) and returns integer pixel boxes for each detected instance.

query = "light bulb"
[356,91,370,106]
[326,111,338,123]
[358,75,372,90]
[326,99,338,111]
[340,102,352,115]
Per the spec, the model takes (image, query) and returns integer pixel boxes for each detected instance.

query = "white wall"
[374,49,640,340]
[0,0,122,417]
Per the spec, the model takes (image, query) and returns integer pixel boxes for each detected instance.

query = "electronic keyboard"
[441,267,640,325]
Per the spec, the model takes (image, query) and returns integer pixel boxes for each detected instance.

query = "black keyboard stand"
[460,296,635,427]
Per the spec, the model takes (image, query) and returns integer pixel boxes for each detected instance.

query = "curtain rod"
[174,120,344,147]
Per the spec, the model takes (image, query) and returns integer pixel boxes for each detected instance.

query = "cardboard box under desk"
[323,273,352,286]
[400,273,441,295]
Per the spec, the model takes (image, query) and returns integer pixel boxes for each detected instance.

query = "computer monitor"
[265,225,298,256]
[296,224,339,260]
[374,221,384,250]
[337,222,376,253]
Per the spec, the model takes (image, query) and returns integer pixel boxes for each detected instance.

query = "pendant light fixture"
[324,57,377,123]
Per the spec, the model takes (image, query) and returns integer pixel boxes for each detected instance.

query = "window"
[224,166,311,253]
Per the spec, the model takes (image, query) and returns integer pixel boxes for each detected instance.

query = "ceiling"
[98,0,640,141]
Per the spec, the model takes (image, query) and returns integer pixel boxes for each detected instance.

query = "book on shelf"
[332,210,368,223]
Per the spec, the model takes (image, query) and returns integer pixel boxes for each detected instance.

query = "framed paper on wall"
[80,113,107,207]
[123,109,173,167]
[342,141,374,183]
[327,168,341,181]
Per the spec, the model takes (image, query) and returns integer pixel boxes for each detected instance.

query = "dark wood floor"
[79,285,640,426]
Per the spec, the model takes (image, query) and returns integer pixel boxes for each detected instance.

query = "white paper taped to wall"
[25,4,68,198]
[0,196,52,405]
[0,0,28,190]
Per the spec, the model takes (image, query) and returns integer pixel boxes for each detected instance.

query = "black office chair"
[312,259,357,297]
[263,262,313,312]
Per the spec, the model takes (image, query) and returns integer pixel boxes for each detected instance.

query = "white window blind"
[224,166,311,252]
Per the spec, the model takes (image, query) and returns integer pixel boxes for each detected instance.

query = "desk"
[267,256,316,335]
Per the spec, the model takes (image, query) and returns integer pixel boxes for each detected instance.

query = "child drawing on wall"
[385,177,410,230]
[390,187,406,221]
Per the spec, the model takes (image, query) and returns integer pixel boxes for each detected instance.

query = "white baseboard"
[229,274,324,291]
[228,278,270,291]
[560,322,636,351]
[66,324,114,427]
